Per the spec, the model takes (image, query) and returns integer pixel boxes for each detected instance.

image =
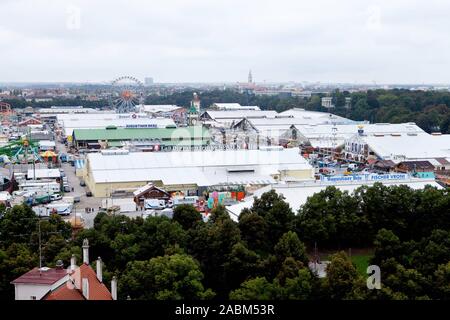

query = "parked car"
[50,193,62,201]
[63,186,71,192]
[86,191,93,197]
[80,180,86,187]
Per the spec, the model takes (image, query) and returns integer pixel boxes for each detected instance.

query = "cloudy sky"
[0,0,449,84]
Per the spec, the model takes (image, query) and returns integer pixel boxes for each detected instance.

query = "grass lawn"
[318,249,374,277]
[351,254,373,276]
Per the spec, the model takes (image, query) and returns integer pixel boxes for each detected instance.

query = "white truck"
[144,198,166,210]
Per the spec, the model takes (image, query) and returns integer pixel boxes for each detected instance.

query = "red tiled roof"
[43,284,85,300]
[12,262,113,300]
[78,264,113,300]
[436,158,450,165]
[11,267,68,285]
[40,264,112,300]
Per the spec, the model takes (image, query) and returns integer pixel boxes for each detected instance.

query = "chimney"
[111,276,117,300]
[70,254,77,272]
[82,239,89,265]
[55,260,64,270]
[96,257,103,282]
[82,278,89,299]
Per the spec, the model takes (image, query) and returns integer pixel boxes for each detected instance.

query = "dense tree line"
[336,89,450,133]
[1,97,109,109]
[296,184,450,247]
[145,90,310,113]
[145,88,450,133]
[3,88,450,133]
[0,183,449,300]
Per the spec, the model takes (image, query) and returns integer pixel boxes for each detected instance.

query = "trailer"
[19,181,61,194]
[34,202,73,217]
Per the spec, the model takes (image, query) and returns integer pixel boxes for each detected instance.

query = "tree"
[274,231,309,266]
[372,229,402,265]
[208,205,229,223]
[376,259,431,300]
[110,233,140,269]
[296,186,365,246]
[440,113,450,134]
[325,251,359,299]
[229,277,282,300]
[0,205,39,247]
[173,204,202,230]
[250,190,295,247]
[0,243,38,300]
[119,254,214,300]
[224,242,261,290]
[238,209,268,252]
[42,234,68,266]
[276,257,305,285]
[434,262,450,299]
[137,216,188,259]
[415,113,438,133]
[188,208,241,297]
[283,268,314,299]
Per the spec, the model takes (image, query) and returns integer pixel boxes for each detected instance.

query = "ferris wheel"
[109,76,145,113]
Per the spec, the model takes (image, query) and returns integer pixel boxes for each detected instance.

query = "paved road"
[56,139,102,228]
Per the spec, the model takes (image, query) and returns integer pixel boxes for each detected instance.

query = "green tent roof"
[73,126,210,141]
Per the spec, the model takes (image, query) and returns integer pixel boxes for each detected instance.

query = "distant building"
[38,106,94,114]
[138,105,186,124]
[188,93,200,126]
[210,103,260,111]
[321,97,334,108]
[345,97,352,109]
[292,91,312,98]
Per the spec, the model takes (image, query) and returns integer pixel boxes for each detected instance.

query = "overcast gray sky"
[0,0,449,84]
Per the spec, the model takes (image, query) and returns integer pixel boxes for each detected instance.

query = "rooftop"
[278,108,356,124]
[211,103,261,111]
[27,168,60,179]
[139,105,184,113]
[11,267,68,285]
[73,126,210,141]
[61,117,176,136]
[362,134,450,161]
[201,110,278,120]
[87,148,313,185]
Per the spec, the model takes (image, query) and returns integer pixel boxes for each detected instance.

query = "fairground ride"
[108,76,145,113]
[0,137,42,164]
